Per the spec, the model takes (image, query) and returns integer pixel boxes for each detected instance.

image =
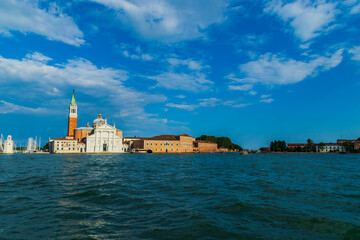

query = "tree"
[307,139,314,152]
[343,141,354,153]
[42,142,49,151]
[269,140,287,152]
[318,142,325,152]
[196,135,242,151]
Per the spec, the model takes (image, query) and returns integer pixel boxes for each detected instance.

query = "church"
[49,91,128,154]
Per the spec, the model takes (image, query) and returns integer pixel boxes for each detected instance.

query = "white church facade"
[49,91,127,154]
[85,114,125,153]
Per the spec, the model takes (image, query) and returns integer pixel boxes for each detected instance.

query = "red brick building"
[194,140,218,153]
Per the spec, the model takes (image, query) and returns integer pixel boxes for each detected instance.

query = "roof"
[315,143,344,146]
[124,137,148,140]
[127,134,193,141]
[51,137,77,141]
[148,135,180,141]
[194,140,217,144]
[75,127,93,130]
[70,89,76,104]
[337,139,357,143]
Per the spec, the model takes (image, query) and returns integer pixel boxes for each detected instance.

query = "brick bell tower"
[67,90,78,138]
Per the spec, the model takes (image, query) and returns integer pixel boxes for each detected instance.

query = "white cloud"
[260,94,271,99]
[198,98,221,107]
[90,0,228,41]
[350,4,360,14]
[232,103,252,108]
[0,101,48,114]
[349,46,360,61]
[119,44,154,61]
[0,52,166,120]
[0,0,84,46]
[260,98,274,103]
[166,98,251,111]
[167,58,207,70]
[265,0,338,42]
[147,56,212,92]
[25,52,52,63]
[149,72,213,92]
[228,84,253,91]
[233,49,343,85]
[343,0,360,14]
[176,94,186,99]
[165,103,197,111]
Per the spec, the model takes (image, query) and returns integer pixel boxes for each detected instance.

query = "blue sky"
[1,0,360,148]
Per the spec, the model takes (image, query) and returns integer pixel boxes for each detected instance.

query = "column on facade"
[94,129,97,152]
[107,130,110,152]
[99,130,102,152]
[113,130,115,152]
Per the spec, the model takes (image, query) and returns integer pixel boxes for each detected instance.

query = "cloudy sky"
[1,0,360,148]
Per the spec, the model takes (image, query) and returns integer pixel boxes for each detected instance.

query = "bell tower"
[67,90,77,137]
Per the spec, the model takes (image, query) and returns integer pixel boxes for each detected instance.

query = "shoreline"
[261,152,358,154]
[18,152,238,155]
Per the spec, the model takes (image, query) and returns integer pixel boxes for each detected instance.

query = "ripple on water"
[0,153,360,239]
[289,217,360,240]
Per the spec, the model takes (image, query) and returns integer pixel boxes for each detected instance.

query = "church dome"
[92,113,105,127]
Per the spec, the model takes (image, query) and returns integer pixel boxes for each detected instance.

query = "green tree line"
[196,135,242,150]
[270,140,287,152]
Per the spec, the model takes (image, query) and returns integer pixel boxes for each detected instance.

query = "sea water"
[0,153,359,239]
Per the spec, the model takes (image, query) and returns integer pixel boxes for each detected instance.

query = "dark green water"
[0,153,359,239]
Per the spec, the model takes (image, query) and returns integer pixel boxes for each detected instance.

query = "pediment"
[96,123,116,130]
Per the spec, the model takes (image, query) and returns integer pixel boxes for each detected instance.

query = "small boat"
[240,150,248,155]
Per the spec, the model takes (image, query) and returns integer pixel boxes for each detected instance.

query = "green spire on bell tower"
[71,89,76,104]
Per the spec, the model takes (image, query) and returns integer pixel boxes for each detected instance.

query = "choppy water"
[0,153,359,239]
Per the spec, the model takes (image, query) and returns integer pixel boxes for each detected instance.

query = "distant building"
[337,139,360,151]
[67,90,77,138]
[132,134,196,153]
[288,143,308,149]
[74,123,93,141]
[3,135,14,154]
[315,143,345,153]
[49,137,85,153]
[218,146,229,153]
[193,140,218,153]
[337,139,357,144]
[85,114,125,153]
[49,91,126,154]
